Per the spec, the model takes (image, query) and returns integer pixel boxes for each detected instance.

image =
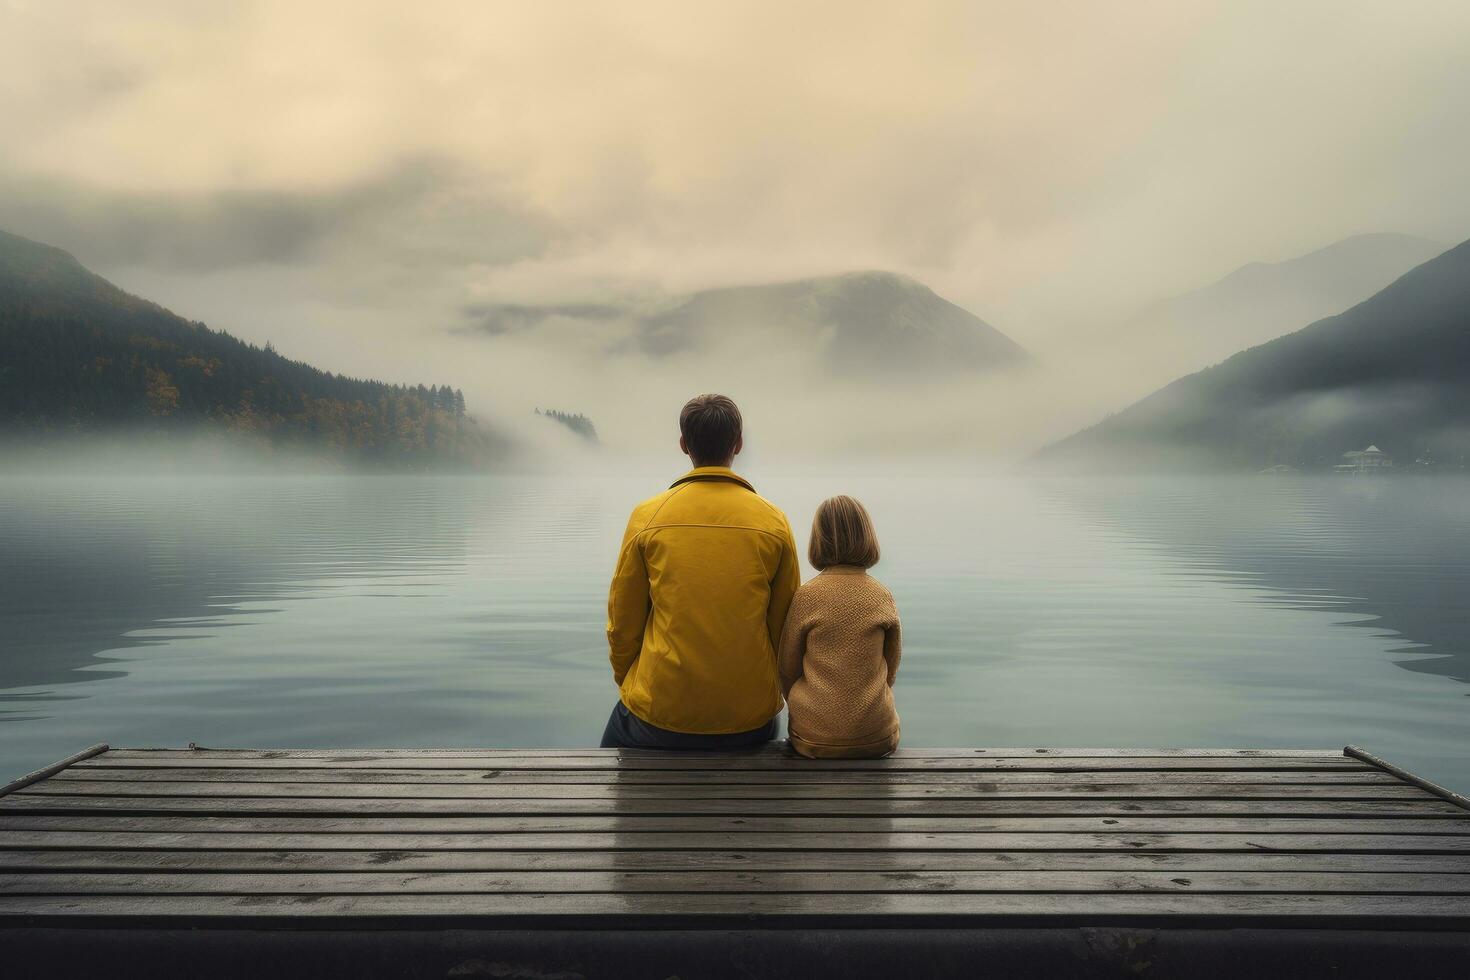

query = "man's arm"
[766,519,801,655]
[606,520,650,686]
[882,615,903,687]
[777,595,807,696]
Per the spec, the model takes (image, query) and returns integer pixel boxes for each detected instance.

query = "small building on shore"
[1335,444,1393,474]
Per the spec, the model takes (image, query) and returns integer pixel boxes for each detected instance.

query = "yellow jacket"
[607,466,801,734]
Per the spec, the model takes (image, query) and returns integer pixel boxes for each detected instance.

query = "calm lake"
[2,470,1468,792]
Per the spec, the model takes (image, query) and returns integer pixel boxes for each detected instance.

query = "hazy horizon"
[5,1,1470,457]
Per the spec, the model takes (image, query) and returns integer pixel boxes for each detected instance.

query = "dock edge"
[0,744,109,799]
[1344,745,1470,812]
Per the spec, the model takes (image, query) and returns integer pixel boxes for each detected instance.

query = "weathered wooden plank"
[4,830,1469,852]
[22,778,1431,801]
[7,848,1470,875]
[48,767,1402,785]
[14,799,1458,822]
[4,814,1465,836]
[5,870,1470,897]
[2,892,1467,922]
[18,780,1446,802]
[97,758,1346,764]
[75,756,1369,771]
[9,786,1437,812]
[66,766,1380,787]
[8,793,1458,816]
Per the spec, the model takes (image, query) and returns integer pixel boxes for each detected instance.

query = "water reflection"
[1042,474,1470,790]
[0,474,621,777]
[0,476,472,692]
[603,747,904,912]
[1055,476,1470,684]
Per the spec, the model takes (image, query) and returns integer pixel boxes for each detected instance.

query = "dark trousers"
[599,701,780,750]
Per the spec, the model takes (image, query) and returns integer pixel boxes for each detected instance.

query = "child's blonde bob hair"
[808,495,881,570]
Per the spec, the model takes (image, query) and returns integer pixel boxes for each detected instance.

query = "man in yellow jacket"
[601,394,801,748]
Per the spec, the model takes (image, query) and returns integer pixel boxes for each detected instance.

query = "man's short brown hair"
[808,495,881,570]
[679,394,743,466]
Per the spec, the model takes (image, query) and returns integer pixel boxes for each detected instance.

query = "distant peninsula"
[536,408,598,444]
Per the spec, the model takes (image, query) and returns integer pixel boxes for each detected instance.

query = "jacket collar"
[670,465,756,492]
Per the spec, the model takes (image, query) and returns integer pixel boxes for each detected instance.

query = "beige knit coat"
[777,567,901,759]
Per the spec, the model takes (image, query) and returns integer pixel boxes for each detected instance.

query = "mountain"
[0,229,507,467]
[643,271,1029,373]
[1119,233,1445,374]
[468,271,1030,375]
[1040,236,1470,471]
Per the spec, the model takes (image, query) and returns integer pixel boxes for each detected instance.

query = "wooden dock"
[3,744,1469,978]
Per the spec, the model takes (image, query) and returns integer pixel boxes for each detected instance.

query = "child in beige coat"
[778,495,901,759]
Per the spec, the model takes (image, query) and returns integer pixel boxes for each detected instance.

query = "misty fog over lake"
[3,470,1467,792]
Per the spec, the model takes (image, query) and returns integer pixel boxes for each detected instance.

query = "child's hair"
[808,495,881,570]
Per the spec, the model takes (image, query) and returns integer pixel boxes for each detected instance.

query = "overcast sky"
[4,1,1470,453]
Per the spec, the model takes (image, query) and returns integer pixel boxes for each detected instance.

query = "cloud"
[0,161,554,275]
[460,302,626,337]
[0,2,1214,289]
[6,1,1469,306]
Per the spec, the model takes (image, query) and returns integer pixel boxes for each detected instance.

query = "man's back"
[607,465,800,734]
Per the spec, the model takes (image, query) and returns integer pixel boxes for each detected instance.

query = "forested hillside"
[1040,236,1470,471]
[0,230,507,467]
